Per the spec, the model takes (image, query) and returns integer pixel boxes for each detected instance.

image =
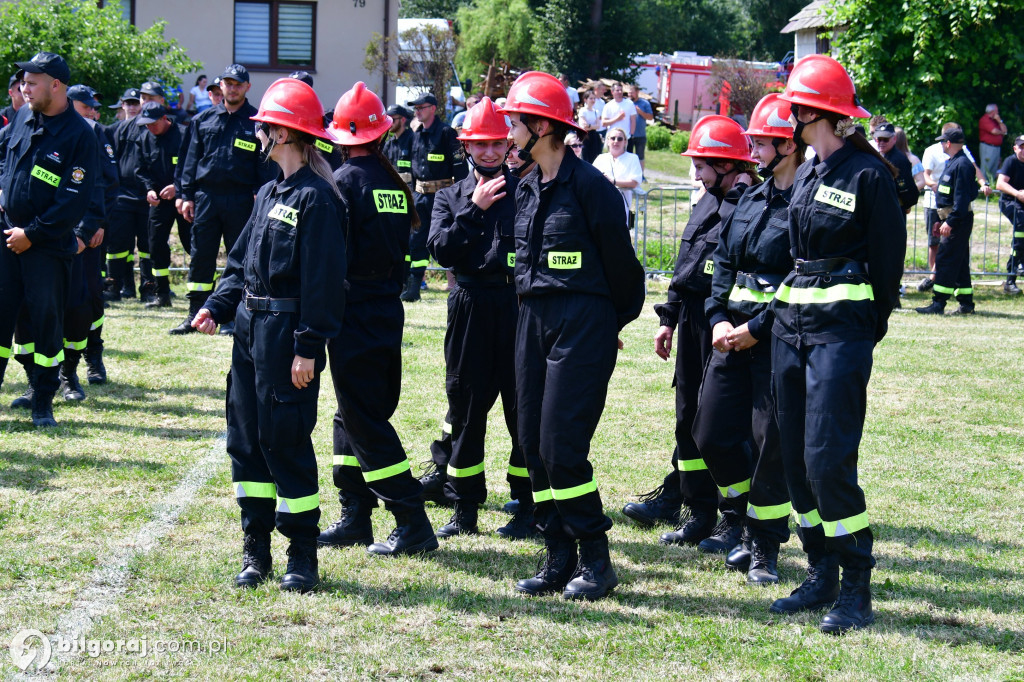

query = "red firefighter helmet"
[251,78,331,140]
[457,97,510,141]
[498,71,583,132]
[329,81,393,146]
[778,54,871,119]
[683,115,754,162]
[744,94,795,139]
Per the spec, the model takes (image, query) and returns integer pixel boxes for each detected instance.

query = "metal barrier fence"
[632,185,1019,280]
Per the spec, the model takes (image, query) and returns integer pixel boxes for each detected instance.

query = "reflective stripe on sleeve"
[728,286,774,304]
[234,481,277,499]
[447,462,485,478]
[774,283,874,304]
[822,511,869,537]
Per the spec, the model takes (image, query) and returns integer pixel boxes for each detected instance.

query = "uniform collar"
[272,164,313,194]
[419,116,442,137]
[811,139,856,178]
[28,101,76,136]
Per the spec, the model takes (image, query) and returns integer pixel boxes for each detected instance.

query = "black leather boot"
[659,507,716,546]
[769,552,840,614]
[698,515,745,554]
[820,568,873,634]
[725,527,753,572]
[418,462,453,507]
[59,351,86,401]
[85,338,107,385]
[367,508,439,556]
[234,533,272,588]
[10,364,34,409]
[31,389,58,428]
[746,536,780,585]
[502,499,520,514]
[496,502,541,540]
[399,273,421,302]
[622,483,683,527]
[317,494,374,547]
[280,538,319,593]
[914,300,945,315]
[436,502,479,538]
[146,280,172,309]
[169,297,203,335]
[514,539,577,596]
[563,536,618,601]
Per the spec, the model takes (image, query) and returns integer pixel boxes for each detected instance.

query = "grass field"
[1,281,1023,680]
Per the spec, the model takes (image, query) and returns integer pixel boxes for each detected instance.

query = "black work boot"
[120,260,137,299]
[418,462,452,507]
[698,515,745,554]
[436,502,479,539]
[146,278,172,308]
[659,507,716,546]
[820,568,873,634]
[514,539,577,596]
[502,499,520,514]
[84,344,107,385]
[622,483,683,527]
[399,274,421,302]
[234,533,272,588]
[367,508,439,556]
[317,495,374,547]
[31,390,58,428]
[169,297,203,335]
[915,300,946,315]
[59,351,86,401]
[139,279,156,304]
[769,552,840,614]
[104,259,124,300]
[746,536,780,585]
[564,536,619,601]
[725,527,753,572]
[10,365,35,409]
[497,502,541,540]
[280,538,319,593]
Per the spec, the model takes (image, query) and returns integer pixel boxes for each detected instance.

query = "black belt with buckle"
[455,272,513,285]
[245,295,300,312]
[793,258,866,276]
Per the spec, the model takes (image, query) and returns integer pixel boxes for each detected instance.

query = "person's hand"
[146,190,160,206]
[735,172,756,187]
[76,237,86,254]
[471,174,507,211]
[982,184,993,198]
[292,354,314,389]
[654,325,674,360]
[617,337,624,350]
[4,227,31,254]
[712,321,734,353]
[181,200,195,222]
[726,323,758,352]
[159,184,176,201]
[89,227,104,248]
[939,222,952,238]
[191,308,217,335]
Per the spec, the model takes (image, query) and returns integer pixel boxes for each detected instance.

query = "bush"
[642,239,678,272]
[646,123,671,151]
[669,130,690,154]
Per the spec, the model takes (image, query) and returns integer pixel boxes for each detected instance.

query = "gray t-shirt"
[633,98,652,139]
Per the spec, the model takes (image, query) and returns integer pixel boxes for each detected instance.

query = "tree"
[739,0,807,60]
[828,0,1024,153]
[707,59,777,118]
[0,0,200,115]
[400,23,458,119]
[399,0,473,19]
[454,0,537,80]
[632,0,748,61]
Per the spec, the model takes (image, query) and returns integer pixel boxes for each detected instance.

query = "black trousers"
[410,191,433,277]
[441,284,529,504]
[176,215,192,258]
[188,189,253,303]
[329,296,423,513]
[148,199,179,278]
[227,306,322,540]
[932,215,973,305]
[1001,201,1024,283]
[772,336,875,570]
[82,244,105,337]
[0,228,70,396]
[692,339,790,543]
[107,198,152,286]
[516,293,616,541]
[659,292,718,512]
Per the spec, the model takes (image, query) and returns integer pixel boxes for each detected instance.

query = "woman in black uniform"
[193,77,347,593]
[769,55,904,634]
[315,82,439,557]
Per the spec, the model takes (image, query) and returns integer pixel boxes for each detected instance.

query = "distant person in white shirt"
[559,73,579,107]
[593,129,642,223]
[601,82,636,139]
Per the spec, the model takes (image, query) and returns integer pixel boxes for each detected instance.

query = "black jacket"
[76,118,119,243]
[0,103,99,256]
[513,151,645,330]
[883,146,918,211]
[937,148,979,231]
[138,122,185,196]
[109,116,147,203]
[411,116,467,184]
[383,128,413,174]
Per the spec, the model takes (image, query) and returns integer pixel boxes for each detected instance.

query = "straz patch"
[268,203,298,227]
[105,144,114,159]
[172,156,178,165]
[427,153,445,162]
[548,251,581,269]
[234,138,257,152]
[814,184,856,212]
[31,165,60,187]
[507,253,515,268]
[373,189,407,214]
[703,259,715,274]
[397,159,412,168]
[938,184,950,194]
[315,139,334,153]
[70,166,86,184]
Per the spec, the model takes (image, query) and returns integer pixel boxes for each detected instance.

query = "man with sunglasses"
[592,130,642,222]
[873,122,917,214]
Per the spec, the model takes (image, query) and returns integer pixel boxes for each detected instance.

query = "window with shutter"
[233,1,316,70]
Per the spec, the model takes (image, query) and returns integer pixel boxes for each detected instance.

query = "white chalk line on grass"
[11,435,226,679]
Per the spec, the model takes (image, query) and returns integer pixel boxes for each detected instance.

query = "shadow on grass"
[104,348,145,360]
[0,448,167,492]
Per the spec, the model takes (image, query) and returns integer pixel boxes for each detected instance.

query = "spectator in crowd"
[593,80,608,143]
[578,90,602,163]
[894,127,925,191]
[186,74,212,114]
[995,135,1024,294]
[978,104,1007,185]
[450,93,481,131]
[207,77,224,108]
[600,82,636,141]
[564,131,584,159]
[873,122,918,213]
[1,74,23,125]
[626,84,653,175]
[592,129,642,221]
[559,73,579,108]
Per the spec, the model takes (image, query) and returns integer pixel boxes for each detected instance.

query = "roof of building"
[781,0,836,34]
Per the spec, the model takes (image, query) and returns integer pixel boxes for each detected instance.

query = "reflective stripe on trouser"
[441,285,528,505]
[329,297,423,512]
[188,190,253,299]
[516,294,616,540]
[409,192,433,275]
[772,336,874,569]
[692,338,790,540]
[932,216,973,305]
[107,199,151,287]
[226,306,321,540]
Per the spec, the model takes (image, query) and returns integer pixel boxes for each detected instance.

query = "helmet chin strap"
[758,138,788,179]
[466,144,504,177]
[793,112,825,146]
[708,164,739,193]
[515,121,542,165]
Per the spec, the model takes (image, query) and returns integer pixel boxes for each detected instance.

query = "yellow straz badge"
[938,184,950,194]
[172,156,178,165]
[427,153,445,162]
[373,189,407,213]
[507,253,515,267]
[31,166,60,187]
[315,139,334,153]
[268,203,298,227]
[234,138,257,152]
[548,251,581,269]
[814,184,856,212]
[703,259,715,274]
[397,159,412,168]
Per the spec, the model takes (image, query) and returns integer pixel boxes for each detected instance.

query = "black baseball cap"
[387,104,413,120]
[8,73,20,89]
[206,77,222,92]
[935,128,965,143]
[140,81,165,97]
[873,122,896,139]
[219,64,249,83]
[288,70,313,86]
[409,93,437,107]
[14,52,70,84]
[67,84,101,108]
[109,87,141,108]
[136,102,168,125]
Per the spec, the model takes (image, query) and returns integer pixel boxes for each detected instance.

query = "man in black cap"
[996,135,1024,295]
[288,71,313,87]
[0,52,98,427]
[206,77,224,108]
[175,63,274,335]
[2,74,24,127]
[916,127,979,316]
[401,92,467,301]
[873,122,918,214]
[136,101,185,309]
[383,104,413,184]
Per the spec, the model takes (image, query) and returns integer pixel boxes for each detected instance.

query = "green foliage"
[0,0,200,115]
[829,0,1024,154]
[455,0,537,78]
[399,0,473,19]
[634,0,748,60]
[669,130,689,154]
[642,238,678,271]
[646,123,672,151]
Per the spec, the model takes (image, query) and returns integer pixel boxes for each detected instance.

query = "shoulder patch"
[70,167,86,184]
[105,144,114,159]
